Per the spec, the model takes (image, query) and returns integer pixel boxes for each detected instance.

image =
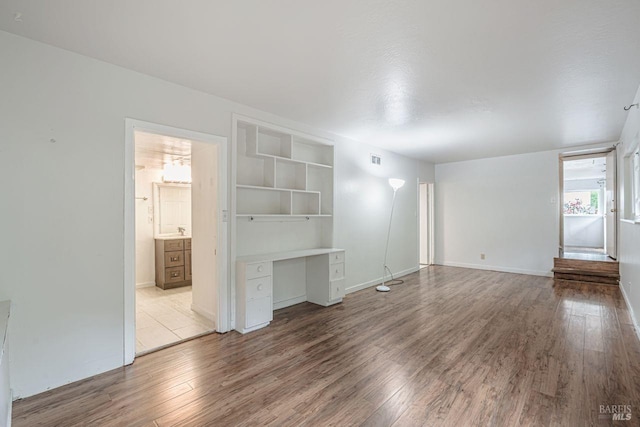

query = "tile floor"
[136,286,215,354]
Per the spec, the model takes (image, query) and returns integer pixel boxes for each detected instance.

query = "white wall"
[0,31,434,398]
[618,85,640,331]
[134,166,163,286]
[435,150,561,276]
[564,216,604,248]
[334,138,431,293]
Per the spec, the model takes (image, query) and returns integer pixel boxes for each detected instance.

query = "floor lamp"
[376,178,405,292]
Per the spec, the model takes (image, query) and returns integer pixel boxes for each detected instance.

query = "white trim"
[437,261,553,278]
[273,295,307,310]
[135,282,155,289]
[124,119,229,365]
[191,303,216,323]
[619,283,640,343]
[6,390,11,427]
[346,266,420,294]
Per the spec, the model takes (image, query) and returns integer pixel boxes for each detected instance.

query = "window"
[563,190,600,215]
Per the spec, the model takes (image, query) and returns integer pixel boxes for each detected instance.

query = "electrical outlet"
[480,253,486,260]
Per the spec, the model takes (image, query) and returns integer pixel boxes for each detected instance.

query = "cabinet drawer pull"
[171,272,180,278]
[257,284,263,291]
[171,257,179,262]
[257,265,263,272]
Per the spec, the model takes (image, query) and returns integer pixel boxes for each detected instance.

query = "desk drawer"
[246,261,272,280]
[164,239,184,251]
[330,262,344,281]
[246,276,272,300]
[330,251,345,265]
[166,267,185,283]
[165,251,184,268]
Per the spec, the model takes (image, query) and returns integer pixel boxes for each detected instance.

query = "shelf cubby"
[276,159,306,190]
[237,187,291,215]
[292,192,321,216]
[257,127,292,158]
[307,164,333,215]
[292,137,333,167]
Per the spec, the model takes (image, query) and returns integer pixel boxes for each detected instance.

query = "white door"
[605,150,617,259]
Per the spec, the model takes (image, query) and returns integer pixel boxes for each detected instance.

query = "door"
[605,150,617,259]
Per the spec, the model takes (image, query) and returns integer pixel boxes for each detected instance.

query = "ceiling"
[564,156,606,181]
[135,131,191,170]
[1,1,639,163]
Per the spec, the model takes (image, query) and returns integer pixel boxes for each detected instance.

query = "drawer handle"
[171,257,179,262]
[171,272,180,278]
[257,284,263,291]
[257,265,263,272]
[335,255,339,260]
[335,269,339,274]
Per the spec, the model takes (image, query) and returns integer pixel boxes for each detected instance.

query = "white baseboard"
[346,266,420,294]
[437,261,553,278]
[190,303,215,324]
[136,281,155,289]
[273,295,306,310]
[619,283,640,343]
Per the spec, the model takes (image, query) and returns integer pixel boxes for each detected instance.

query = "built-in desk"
[235,248,345,333]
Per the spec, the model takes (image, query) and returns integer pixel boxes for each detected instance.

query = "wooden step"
[553,272,619,285]
[553,257,619,274]
[554,279,618,287]
[551,267,620,279]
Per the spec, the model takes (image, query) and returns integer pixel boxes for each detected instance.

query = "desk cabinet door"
[330,279,345,300]
[246,297,272,328]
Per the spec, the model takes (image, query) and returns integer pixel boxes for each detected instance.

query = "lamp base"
[376,285,391,292]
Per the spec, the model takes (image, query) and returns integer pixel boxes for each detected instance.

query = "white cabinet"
[236,261,273,333]
[235,117,333,218]
[235,249,346,334]
[306,250,346,307]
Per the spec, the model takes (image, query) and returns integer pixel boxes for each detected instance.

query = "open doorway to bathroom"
[560,150,616,261]
[134,131,215,354]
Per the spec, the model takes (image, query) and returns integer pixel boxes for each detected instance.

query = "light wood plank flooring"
[12,266,640,426]
[136,286,215,354]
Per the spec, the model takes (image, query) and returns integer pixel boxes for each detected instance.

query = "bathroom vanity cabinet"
[155,237,192,289]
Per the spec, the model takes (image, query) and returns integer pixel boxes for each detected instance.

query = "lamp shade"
[388,178,405,191]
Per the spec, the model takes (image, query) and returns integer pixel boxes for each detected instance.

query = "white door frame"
[558,148,615,258]
[416,180,435,266]
[124,119,228,365]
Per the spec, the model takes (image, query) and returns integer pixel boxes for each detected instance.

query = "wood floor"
[12,266,640,426]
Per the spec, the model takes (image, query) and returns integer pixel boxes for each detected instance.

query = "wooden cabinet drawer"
[246,261,272,279]
[246,276,272,300]
[165,251,184,268]
[330,279,345,300]
[184,239,191,250]
[246,296,272,328]
[164,239,184,251]
[166,267,184,283]
[330,251,345,265]
[330,262,344,281]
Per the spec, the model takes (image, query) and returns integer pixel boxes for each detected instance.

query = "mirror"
[153,183,192,237]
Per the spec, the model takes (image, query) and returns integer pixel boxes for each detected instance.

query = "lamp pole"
[377,186,399,292]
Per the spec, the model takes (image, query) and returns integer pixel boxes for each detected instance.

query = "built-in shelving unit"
[236,119,334,218]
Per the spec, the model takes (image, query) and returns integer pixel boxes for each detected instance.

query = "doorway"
[124,120,228,364]
[419,182,434,267]
[133,132,216,354]
[560,150,616,261]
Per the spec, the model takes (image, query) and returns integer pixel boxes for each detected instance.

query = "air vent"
[371,153,381,166]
